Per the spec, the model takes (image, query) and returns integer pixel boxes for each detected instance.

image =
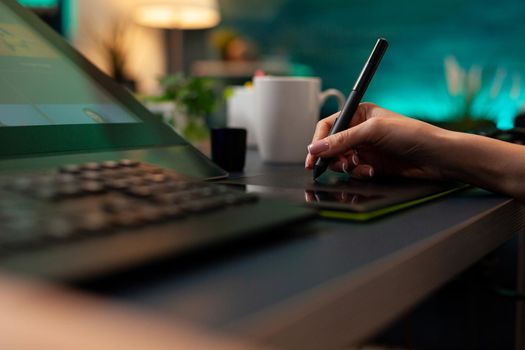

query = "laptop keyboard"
[0,160,257,250]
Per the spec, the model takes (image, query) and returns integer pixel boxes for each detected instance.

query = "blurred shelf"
[191,60,293,78]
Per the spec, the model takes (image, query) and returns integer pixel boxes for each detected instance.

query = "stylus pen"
[313,38,389,180]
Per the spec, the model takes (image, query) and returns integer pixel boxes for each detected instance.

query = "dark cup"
[211,128,247,172]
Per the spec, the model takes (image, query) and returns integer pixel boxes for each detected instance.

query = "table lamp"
[134,0,221,73]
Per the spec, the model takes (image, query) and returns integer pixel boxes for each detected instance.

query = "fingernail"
[342,161,349,174]
[368,167,374,177]
[352,154,359,166]
[305,158,310,169]
[308,141,329,155]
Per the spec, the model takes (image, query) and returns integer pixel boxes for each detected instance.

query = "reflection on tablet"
[221,168,464,213]
[304,190,383,206]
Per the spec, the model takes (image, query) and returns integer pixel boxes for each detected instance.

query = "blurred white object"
[144,101,176,125]
[254,77,345,163]
[226,86,257,147]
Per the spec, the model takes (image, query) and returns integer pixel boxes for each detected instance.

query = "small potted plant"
[144,74,218,153]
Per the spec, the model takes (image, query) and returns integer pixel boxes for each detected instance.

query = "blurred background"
[15,1,524,348]
[19,0,525,131]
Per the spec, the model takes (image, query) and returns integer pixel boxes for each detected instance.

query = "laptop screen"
[0,2,140,127]
[0,0,187,158]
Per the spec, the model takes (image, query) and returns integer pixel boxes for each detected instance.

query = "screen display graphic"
[0,2,140,127]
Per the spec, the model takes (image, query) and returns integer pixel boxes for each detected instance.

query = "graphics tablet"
[221,169,467,221]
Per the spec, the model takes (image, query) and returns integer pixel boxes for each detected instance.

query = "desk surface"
[85,151,525,349]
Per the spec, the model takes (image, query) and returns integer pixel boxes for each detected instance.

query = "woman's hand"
[305,103,452,180]
[305,102,525,203]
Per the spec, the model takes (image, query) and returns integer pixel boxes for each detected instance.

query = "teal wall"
[17,0,75,38]
[219,0,525,128]
[17,0,57,7]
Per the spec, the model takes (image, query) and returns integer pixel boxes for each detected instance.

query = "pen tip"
[312,166,322,180]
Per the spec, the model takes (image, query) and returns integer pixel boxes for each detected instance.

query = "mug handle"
[319,89,346,112]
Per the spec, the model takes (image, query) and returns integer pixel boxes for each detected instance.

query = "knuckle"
[328,129,352,152]
[319,115,333,125]
[360,102,377,110]
[360,102,379,120]
[315,119,330,132]
[361,115,386,142]
[333,131,347,146]
[365,115,384,129]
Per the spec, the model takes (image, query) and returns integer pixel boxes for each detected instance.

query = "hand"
[305,103,451,180]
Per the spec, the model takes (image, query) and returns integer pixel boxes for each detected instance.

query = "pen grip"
[331,90,361,134]
[313,90,361,179]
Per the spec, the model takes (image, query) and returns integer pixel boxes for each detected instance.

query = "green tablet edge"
[320,185,469,222]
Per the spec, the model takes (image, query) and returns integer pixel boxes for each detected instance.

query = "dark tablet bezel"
[0,0,188,158]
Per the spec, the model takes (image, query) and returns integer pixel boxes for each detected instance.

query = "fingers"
[308,121,371,158]
[329,153,359,173]
[352,164,375,179]
[305,103,380,169]
[305,153,315,169]
[305,113,339,169]
[349,102,378,127]
[328,155,375,180]
[311,113,339,145]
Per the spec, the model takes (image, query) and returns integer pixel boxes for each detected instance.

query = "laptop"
[0,0,314,280]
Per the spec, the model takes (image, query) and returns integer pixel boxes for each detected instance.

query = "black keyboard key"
[142,165,165,174]
[134,206,165,223]
[153,192,180,204]
[223,193,258,205]
[0,220,43,247]
[77,212,110,233]
[162,205,186,219]
[34,175,56,186]
[103,195,135,213]
[82,162,102,171]
[34,187,59,200]
[105,178,130,190]
[0,231,41,248]
[119,159,139,167]
[213,185,231,195]
[10,177,33,191]
[60,164,81,174]
[164,180,194,192]
[80,171,101,181]
[43,218,77,239]
[127,185,153,198]
[56,183,82,197]
[81,181,105,194]
[54,173,77,185]
[144,173,168,184]
[112,213,143,228]
[180,198,224,213]
[127,176,146,187]
[101,161,119,169]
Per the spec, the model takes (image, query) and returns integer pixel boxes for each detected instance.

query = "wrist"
[427,129,464,181]
[436,130,515,195]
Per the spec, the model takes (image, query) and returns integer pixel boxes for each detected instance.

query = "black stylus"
[313,38,389,180]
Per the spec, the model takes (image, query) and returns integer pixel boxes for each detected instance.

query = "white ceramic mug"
[254,76,345,163]
[226,86,257,147]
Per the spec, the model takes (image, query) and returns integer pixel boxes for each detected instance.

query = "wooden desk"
[93,151,525,349]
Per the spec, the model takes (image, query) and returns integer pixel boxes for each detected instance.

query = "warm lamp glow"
[134,0,221,29]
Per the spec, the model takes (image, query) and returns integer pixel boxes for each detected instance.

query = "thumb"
[307,121,371,158]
